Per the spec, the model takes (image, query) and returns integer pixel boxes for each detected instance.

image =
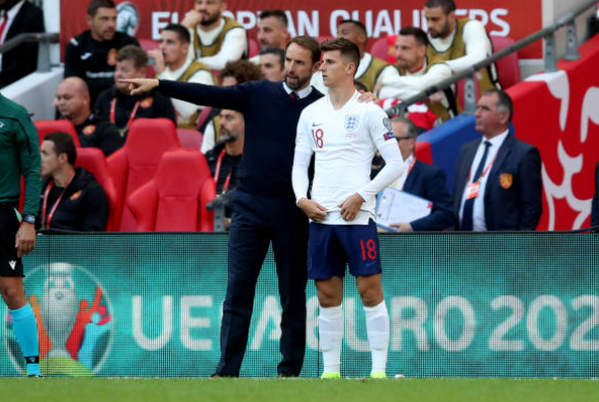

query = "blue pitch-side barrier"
[1,232,597,378]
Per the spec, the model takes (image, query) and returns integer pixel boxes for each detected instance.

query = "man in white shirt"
[148,23,215,129]
[181,0,248,70]
[380,27,456,124]
[311,20,400,97]
[423,0,500,92]
[292,38,404,379]
[453,90,542,231]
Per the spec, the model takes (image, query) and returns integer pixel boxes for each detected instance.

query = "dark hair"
[398,27,429,47]
[391,116,419,138]
[483,89,514,122]
[286,36,321,65]
[424,0,456,14]
[44,132,77,166]
[259,9,288,26]
[259,47,285,69]
[320,38,360,70]
[87,0,116,17]
[116,45,147,70]
[338,19,367,35]
[162,23,191,45]
[220,60,262,84]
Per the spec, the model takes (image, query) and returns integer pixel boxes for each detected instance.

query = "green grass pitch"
[1,378,599,402]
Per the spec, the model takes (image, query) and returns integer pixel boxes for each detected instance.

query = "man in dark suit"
[453,89,542,231]
[0,0,45,87]
[388,117,454,232]
[592,162,598,226]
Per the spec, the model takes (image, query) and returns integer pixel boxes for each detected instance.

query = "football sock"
[318,304,343,374]
[364,301,389,373]
[10,304,41,376]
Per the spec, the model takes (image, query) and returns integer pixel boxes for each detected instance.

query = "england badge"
[344,115,360,132]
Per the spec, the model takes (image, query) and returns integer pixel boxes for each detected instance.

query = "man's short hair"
[286,36,321,65]
[44,132,77,166]
[259,47,285,69]
[259,9,288,26]
[483,89,514,122]
[320,38,361,70]
[116,45,147,70]
[398,27,429,47]
[424,0,456,14]
[87,0,116,17]
[391,116,419,138]
[338,19,367,35]
[163,23,191,45]
[220,60,262,84]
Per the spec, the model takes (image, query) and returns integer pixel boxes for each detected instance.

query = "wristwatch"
[23,214,36,224]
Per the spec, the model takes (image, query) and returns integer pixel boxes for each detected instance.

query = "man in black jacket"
[39,132,108,232]
[64,0,139,104]
[0,0,45,87]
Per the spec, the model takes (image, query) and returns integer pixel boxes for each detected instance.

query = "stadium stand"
[127,149,215,231]
[106,118,181,231]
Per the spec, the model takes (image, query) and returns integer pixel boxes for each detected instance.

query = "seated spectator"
[250,9,289,63]
[453,90,542,231]
[199,59,261,154]
[181,0,248,70]
[386,117,453,232]
[39,132,108,231]
[53,77,122,156]
[592,162,598,226]
[380,27,456,125]
[205,109,244,195]
[424,0,501,93]
[259,47,285,82]
[148,23,216,129]
[95,45,176,137]
[311,20,401,95]
[64,0,139,105]
[0,0,45,88]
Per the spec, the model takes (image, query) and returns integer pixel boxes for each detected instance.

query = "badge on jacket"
[500,173,513,189]
[70,190,82,201]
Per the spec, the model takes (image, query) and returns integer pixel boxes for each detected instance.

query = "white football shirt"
[295,91,400,225]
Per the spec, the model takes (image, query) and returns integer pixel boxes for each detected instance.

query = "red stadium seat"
[177,128,203,150]
[248,38,259,58]
[35,120,81,147]
[370,37,391,63]
[196,106,213,130]
[127,149,215,232]
[107,118,181,231]
[316,35,334,43]
[490,36,521,89]
[75,147,118,231]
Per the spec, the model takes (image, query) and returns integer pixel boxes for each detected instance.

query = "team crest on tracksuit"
[344,115,360,132]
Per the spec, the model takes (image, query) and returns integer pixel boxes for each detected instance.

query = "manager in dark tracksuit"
[122,36,324,377]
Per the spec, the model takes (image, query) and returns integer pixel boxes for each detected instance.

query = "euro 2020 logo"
[3,263,113,376]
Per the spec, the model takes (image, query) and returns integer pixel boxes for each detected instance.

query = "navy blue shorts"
[308,219,382,280]
[0,204,24,277]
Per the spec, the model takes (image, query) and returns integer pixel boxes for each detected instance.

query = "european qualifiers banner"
[1,233,597,377]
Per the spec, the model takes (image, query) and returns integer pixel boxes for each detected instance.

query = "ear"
[86,15,93,28]
[311,61,321,74]
[182,42,190,55]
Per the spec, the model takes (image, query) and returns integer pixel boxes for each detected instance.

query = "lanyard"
[467,145,501,183]
[213,149,233,192]
[110,98,140,134]
[42,174,76,229]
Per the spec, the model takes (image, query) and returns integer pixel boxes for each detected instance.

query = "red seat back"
[35,120,81,147]
[490,36,521,89]
[370,37,391,63]
[75,147,118,231]
[127,149,216,232]
[139,38,160,78]
[248,38,259,58]
[107,118,181,231]
[177,129,203,150]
